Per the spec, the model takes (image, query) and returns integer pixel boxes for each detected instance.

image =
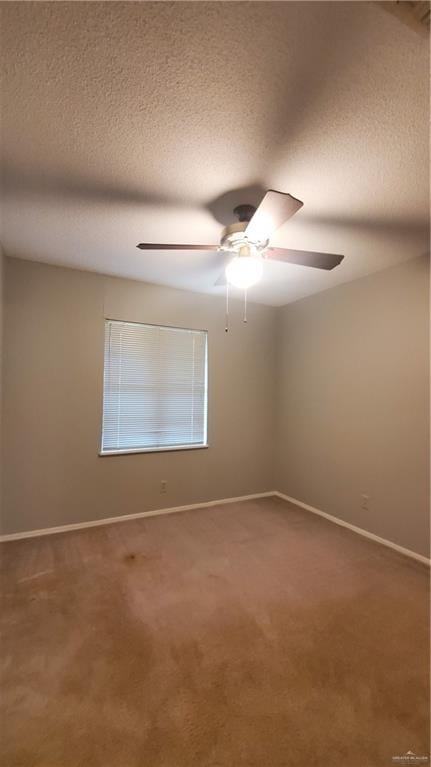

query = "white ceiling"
[1,1,429,306]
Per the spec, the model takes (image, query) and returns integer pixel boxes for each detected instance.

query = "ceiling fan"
[137,190,344,289]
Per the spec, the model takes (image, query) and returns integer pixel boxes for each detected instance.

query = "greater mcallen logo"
[392,751,429,764]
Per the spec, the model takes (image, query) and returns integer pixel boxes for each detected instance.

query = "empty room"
[0,2,429,765]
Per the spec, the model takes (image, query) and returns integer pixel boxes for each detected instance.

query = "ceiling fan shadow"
[206,183,266,226]
[301,212,429,240]
[2,162,193,210]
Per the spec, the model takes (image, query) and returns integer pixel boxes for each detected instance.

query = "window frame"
[99,318,209,457]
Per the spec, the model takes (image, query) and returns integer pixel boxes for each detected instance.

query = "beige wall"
[2,255,429,557]
[0,247,4,524]
[275,255,430,557]
[1,258,277,534]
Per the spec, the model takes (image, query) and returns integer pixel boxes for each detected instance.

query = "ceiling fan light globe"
[225,256,263,290]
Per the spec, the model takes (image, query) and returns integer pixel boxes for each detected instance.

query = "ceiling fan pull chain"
[225,282,230,333]
[243,289,248,324]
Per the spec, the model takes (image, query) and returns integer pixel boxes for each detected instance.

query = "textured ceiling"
[1,1,429,305]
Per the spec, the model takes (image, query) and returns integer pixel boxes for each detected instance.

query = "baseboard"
[2,491,430,567]
[274,492,431,567]
[0,491,277,542]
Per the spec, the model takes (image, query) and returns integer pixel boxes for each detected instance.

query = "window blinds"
[101,320,208,453]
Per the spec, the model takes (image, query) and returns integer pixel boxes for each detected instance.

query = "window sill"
[99,444,209,457]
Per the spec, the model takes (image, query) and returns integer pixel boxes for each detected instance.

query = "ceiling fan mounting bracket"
[233,204,257,223]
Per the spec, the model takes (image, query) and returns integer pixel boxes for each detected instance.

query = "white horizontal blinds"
[102,320,207,452]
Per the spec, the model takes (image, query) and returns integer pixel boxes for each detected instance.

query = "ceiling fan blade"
[245,190,303,242]
[137,243,219,251]
[214,270,227,286]
[266,248,344,270]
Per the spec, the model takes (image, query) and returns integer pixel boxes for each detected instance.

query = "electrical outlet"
[160,480,167,494]
[361,494,370,511]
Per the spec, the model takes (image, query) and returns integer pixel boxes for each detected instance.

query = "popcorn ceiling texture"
[1,1,429,305]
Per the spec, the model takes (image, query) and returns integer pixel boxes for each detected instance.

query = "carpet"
[1,497,429,766]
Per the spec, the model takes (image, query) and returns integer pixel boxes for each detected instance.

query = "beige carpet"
[1,497,429,766]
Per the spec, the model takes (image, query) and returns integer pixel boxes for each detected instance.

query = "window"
[101,320,208,454]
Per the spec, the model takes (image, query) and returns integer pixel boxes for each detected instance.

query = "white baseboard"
[0,492,277,542]
[274,491,431,567]
[2,490,429,567]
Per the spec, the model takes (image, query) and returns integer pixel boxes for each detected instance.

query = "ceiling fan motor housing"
[220,204,269,255]
[220,221,269,256]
